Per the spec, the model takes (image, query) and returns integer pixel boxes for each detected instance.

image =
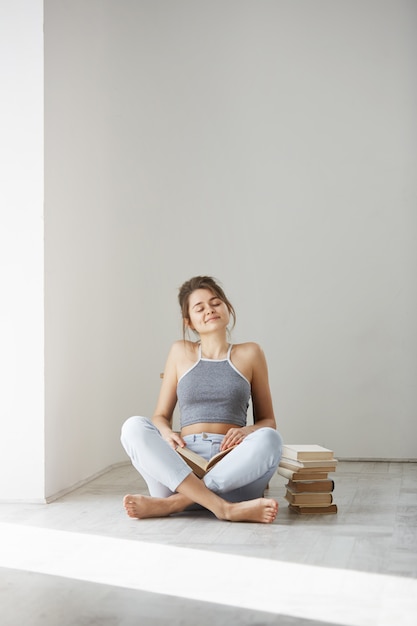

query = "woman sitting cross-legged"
[121,275,283,523]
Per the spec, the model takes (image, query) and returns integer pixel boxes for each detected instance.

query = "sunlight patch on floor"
[0,522,415,626]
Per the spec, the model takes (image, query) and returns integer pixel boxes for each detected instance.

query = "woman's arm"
[152,342,186,449]
[221,343,276,450]
[249,343,277,430]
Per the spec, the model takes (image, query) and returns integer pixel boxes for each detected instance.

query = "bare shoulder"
[166,340,199,380]
[232,341,265,359]
[169,340,198,358]
[231,342,267,381]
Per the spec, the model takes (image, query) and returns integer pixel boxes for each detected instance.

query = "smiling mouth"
[206,317,220,323]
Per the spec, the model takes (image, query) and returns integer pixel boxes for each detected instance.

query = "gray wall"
[41,0,417,497]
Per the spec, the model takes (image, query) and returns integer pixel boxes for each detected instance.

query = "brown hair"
[178,276,236,337]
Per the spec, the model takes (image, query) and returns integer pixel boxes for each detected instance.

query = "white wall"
[23,0,417,499]
[0,0,45,501]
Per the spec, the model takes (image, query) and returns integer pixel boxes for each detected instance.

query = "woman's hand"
[221,426,252,451]
[162,430,186,450]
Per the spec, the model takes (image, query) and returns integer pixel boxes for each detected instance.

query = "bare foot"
[123,494,174,519]
[225,498,279,523]
[123,493,278,524]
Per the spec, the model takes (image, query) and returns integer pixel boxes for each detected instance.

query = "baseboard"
[338,457,417,463]
[45,461,130,504]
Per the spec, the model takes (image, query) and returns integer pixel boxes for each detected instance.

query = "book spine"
[285,490,333,505]
[277,467,330,481]
[287,479,334,493]
[288,504,338,515]
[279,459,337,471]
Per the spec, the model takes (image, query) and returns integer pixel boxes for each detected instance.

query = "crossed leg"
[124,472,278,524]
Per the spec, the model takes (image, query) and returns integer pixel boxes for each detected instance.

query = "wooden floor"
[0,461,416,625]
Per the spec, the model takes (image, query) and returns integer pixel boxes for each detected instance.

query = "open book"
[176,444,237,478]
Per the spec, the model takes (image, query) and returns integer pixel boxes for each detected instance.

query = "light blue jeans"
[121,416,282,503]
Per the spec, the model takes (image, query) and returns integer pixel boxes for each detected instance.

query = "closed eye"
[193,299,222,312]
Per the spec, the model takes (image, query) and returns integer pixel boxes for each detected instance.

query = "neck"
[199,335,229,360]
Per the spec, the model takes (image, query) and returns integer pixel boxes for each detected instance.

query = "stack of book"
[278,444,338,515]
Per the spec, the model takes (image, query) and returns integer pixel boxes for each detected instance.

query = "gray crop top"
[177,344,251,428]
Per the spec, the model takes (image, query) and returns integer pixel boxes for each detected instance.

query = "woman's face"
[186,288,230,334]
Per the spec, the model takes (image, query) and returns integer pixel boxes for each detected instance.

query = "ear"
[184,317,194,331]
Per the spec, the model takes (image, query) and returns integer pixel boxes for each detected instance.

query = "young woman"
[121,276,283,523]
